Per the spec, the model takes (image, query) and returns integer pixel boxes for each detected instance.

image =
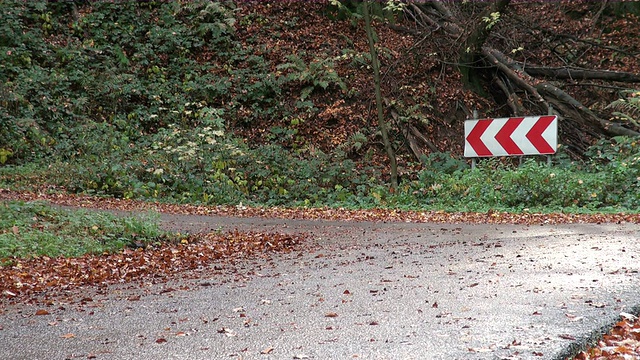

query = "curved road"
[1,212,639,359]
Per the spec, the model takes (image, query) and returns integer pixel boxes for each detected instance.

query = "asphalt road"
[1,213,639,360]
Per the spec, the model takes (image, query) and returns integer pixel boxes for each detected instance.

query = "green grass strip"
[0,200,166,259]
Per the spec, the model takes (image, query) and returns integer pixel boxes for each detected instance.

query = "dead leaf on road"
[35,309,49,316]
[261,347,274,354]
[61,333,75,339]
[217,327,236,337]
[325,312,338,318]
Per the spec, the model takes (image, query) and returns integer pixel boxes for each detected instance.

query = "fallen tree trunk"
[482,47,548,112]
[520,67,640,83]
[536,82,640,137]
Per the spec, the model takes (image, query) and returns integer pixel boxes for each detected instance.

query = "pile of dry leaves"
[0,229,304,300]
[2,190,639,225]
[570,314,640,359]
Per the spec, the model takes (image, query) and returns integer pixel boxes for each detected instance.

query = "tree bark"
[524,67,640,83]
[363,1,398,188]
[536,82,640,137]
[482,47,548,112]
[458,0,511,91]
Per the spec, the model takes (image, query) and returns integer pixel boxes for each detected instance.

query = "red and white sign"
[464,115,558,157]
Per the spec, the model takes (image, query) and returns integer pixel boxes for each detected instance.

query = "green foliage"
[1,1,638,215]
[0,0,237,162]
[606,89,640,127]
[408,149,640,212]
[0,201,167,259]
[326,0,404,23]
[277,54,347,101]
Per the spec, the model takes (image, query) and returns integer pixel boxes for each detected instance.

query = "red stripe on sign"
[466,119,493,157]
[495,117,524,155]
[526,115,555,153]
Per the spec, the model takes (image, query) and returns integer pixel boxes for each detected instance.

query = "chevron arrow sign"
[464,115,558,157]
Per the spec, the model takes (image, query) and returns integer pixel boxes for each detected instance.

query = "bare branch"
[482,47,548,112]
[537,82,640,137]
[494,77,525,115]
[523,67,640,83]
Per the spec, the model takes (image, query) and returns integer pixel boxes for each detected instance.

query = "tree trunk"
[363,1,398,188]
[458,0,511,91]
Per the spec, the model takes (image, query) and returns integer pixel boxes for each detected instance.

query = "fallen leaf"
[61,333,75,339]
[325,312,338,318]
[155,338,167,344]
[175,331,186,337]
[261,347,274,354]
[217,328,236,337]
[559,334,576,340]
[620,312,637,321]
[35,309,50,316]
[293,355,309,359]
